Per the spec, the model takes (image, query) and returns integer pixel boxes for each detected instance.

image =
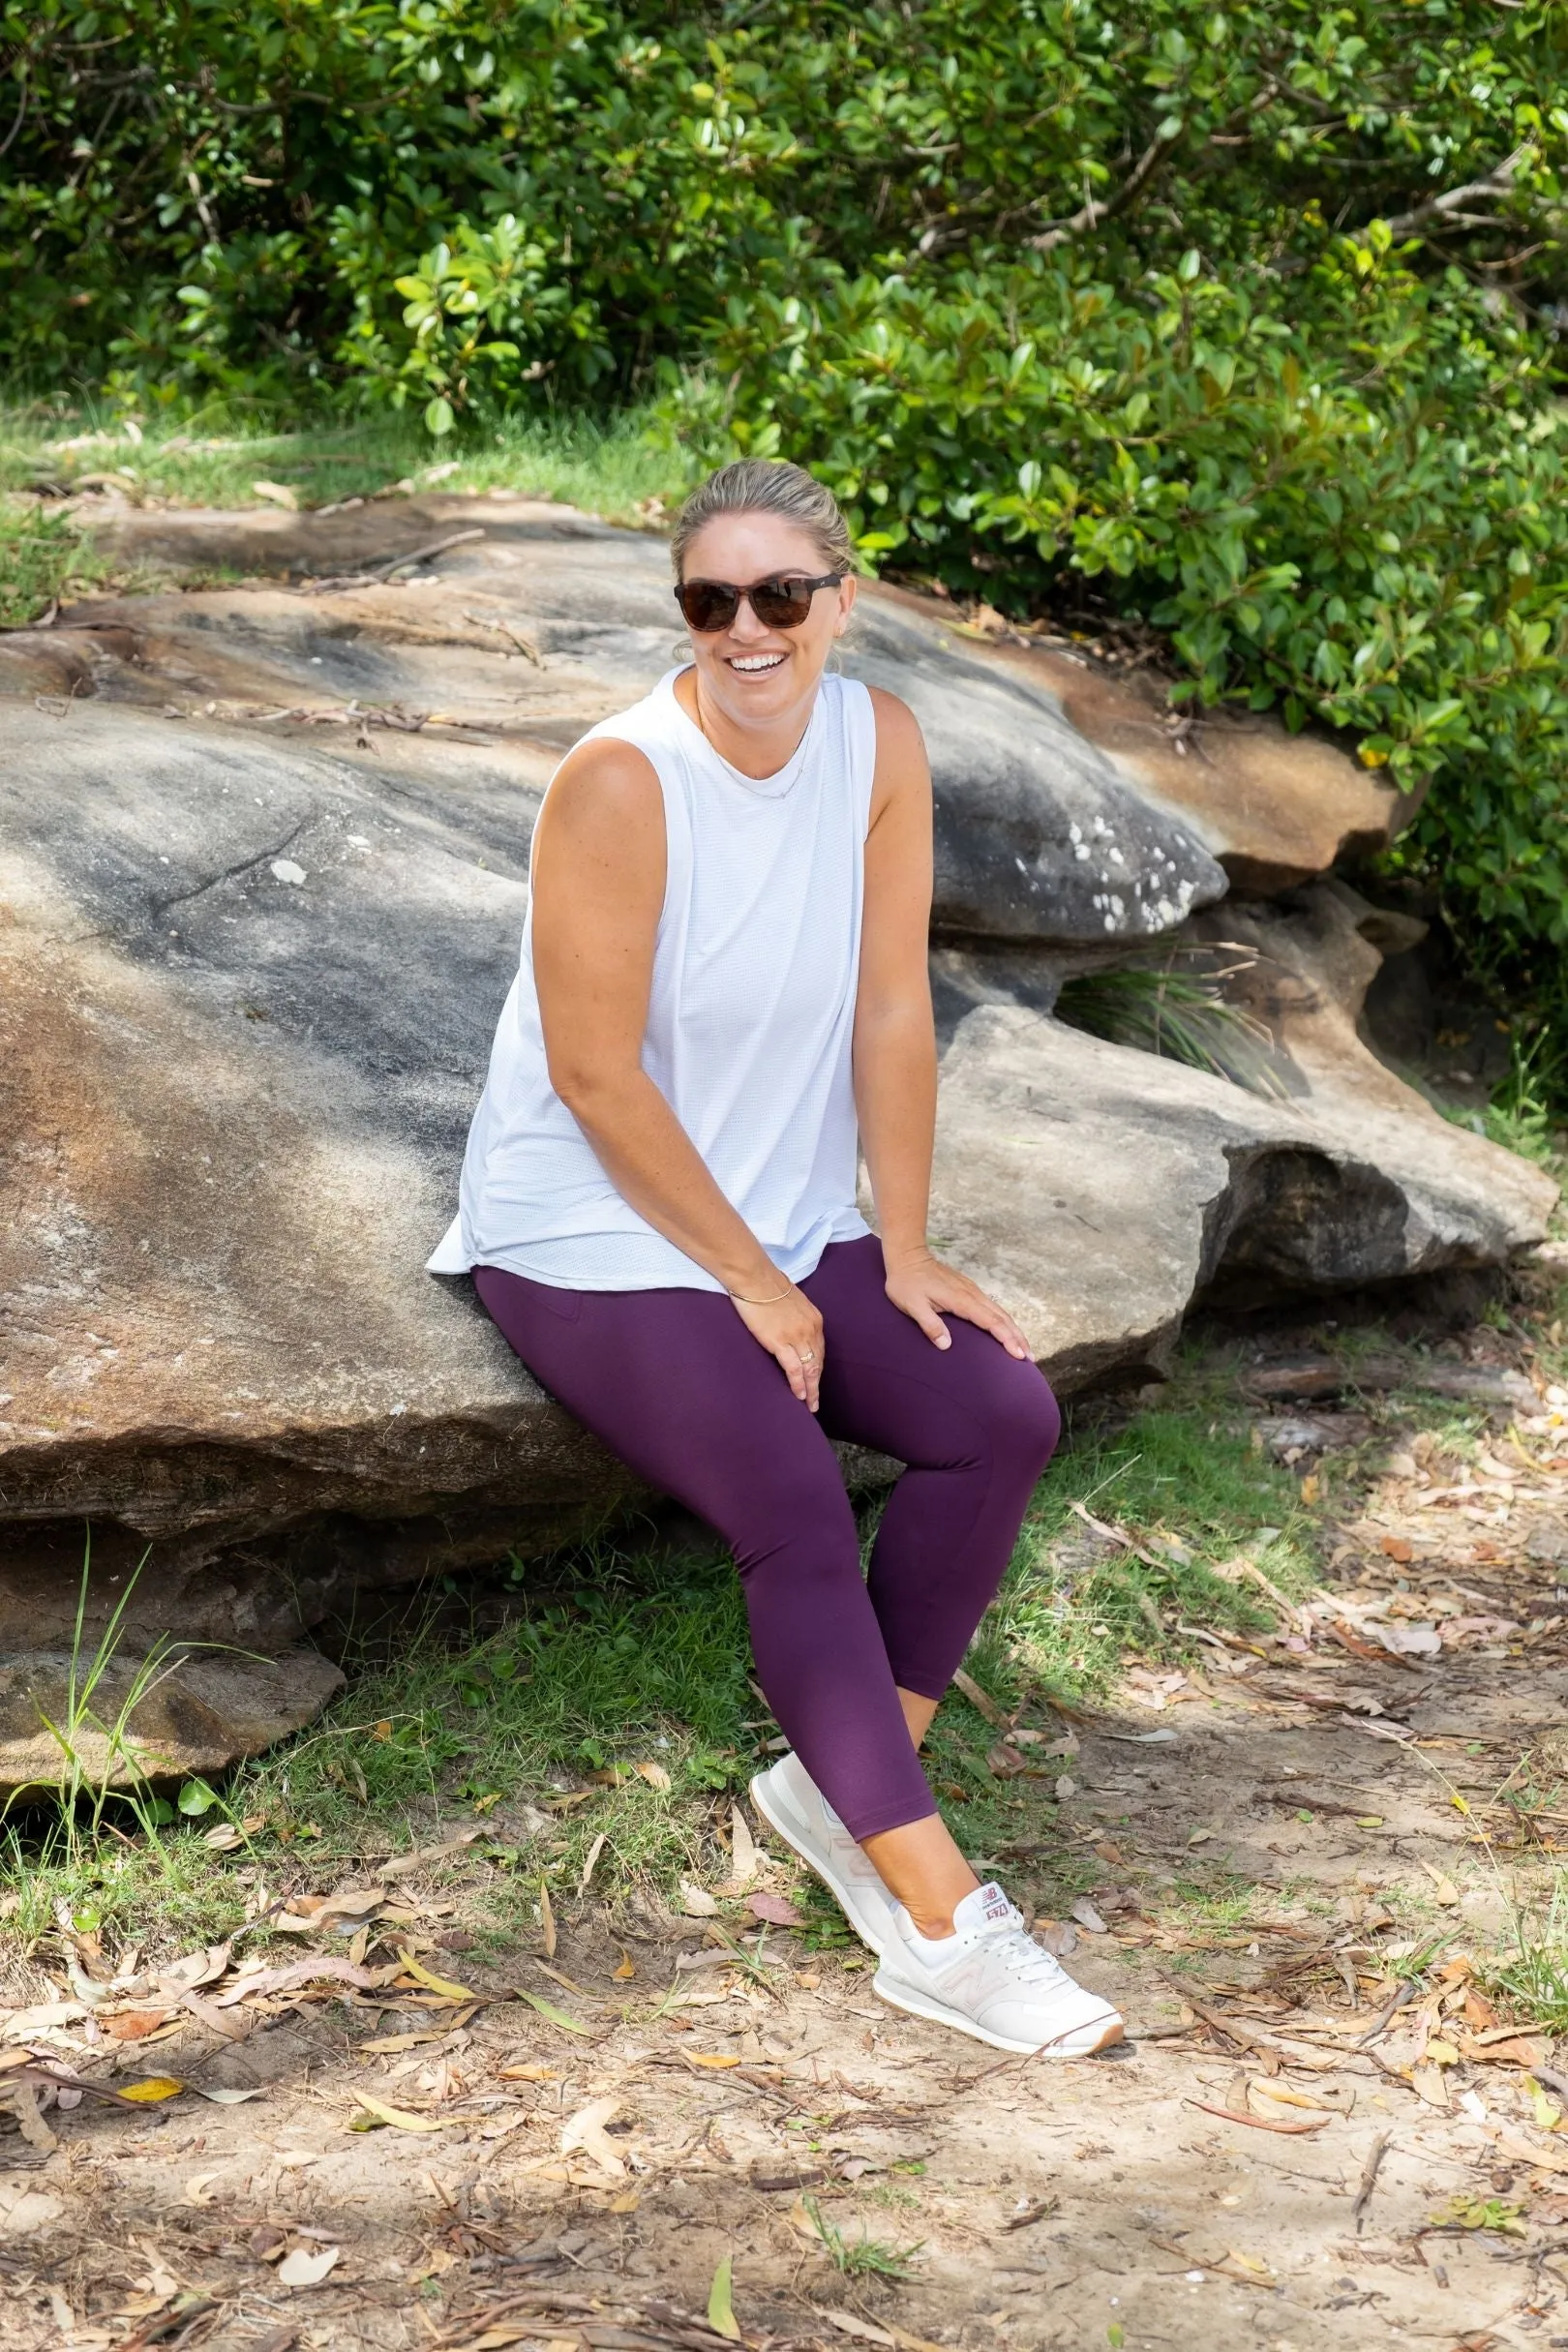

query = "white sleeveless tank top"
[427,668,876,1290]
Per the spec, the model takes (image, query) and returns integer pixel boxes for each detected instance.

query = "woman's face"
[678,511,857,728]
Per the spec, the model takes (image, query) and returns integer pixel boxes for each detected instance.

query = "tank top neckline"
[663,668,825,801]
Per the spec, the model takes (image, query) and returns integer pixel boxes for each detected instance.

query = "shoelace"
[966,1904,1075,1991]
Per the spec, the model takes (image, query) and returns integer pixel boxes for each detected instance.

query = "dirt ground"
[7,1361,1568,2352]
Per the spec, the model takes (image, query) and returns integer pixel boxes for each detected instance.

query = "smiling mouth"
[726,651,787,673]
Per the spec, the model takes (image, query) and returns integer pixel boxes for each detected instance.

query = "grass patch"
[1055,961,1287,1101]
[0,499,106,624]
[802,2193,923,2282]
[1484,1881,1568,2033]
[0,398,678,522]
[0,394,683,628]
[0,1388,1308,1961]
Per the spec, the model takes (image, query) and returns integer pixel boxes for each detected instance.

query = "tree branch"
[1382,144,1532,235]
[1027,127,1179,252]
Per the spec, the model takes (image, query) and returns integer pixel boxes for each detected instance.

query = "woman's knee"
[987,1359,1062,1479]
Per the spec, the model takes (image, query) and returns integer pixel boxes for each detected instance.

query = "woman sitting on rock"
[430,458,1123,2057]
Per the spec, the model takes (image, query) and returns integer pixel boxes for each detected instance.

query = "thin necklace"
[689,677,817,796]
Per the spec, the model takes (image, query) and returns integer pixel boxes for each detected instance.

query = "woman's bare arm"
[529,739,827,1405]
[854,689,1031,1360]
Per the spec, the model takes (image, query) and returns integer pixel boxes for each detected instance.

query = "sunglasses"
[674,572,844,634]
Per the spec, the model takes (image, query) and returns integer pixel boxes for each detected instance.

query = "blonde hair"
[671,459,856,579]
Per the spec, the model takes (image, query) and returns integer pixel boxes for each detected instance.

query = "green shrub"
[668,229,1568,977]
[3,0,1565,1057]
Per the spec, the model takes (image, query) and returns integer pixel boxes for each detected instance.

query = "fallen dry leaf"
[679,1881,720,1917]
[540,1878,558,1960]
[379,1829,483,1883]
[635,1761,672,1794]
[1249,2080,1327,2114]
[813,2309,896,2347]
[1185,2099,1328,2136]
[613,1951,636,1981]
[1496,2129,1568,2177]
[560,2095,625,2177]
[276,2244,341,2288]
[103,2009,173,2041]
[252,479,299,511]
[349,2092,452,2134]
[746,1891,803,1927]
[118,2078,184,2103]
[732,1802,759,1881]
[1462,2032,1546,2068]
[579,1832,607,1894]
[394,1949,473,2002]
[155,1944,233,1995]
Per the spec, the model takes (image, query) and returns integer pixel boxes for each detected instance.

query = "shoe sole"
[871,1966,1126,2057]
[749,1769,891,1958]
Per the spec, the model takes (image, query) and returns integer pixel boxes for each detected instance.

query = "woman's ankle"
[904,1905,959,1942]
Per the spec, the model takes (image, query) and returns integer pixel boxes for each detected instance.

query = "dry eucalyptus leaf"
[560,2095,626,2177]
[679,1881,720,1917]
[729,1805,758,1886]
[277,2243,341,2288]
[350,2092,449,2133]
[579,1832,607,1894]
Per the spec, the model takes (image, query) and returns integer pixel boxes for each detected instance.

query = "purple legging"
[472,1235,1060,1840]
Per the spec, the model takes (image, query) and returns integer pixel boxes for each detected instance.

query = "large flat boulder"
[0,499,1553,1784]
[927,995,1557,1393]
[13,494,1229,946]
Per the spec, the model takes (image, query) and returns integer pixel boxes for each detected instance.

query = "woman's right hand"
[730,1283,826,1412]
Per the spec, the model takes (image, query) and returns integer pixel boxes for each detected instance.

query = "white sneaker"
[749,1753,900,1957]
[873,1882,1126,2056]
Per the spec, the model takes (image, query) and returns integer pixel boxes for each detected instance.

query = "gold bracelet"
[728,1279,796,1306]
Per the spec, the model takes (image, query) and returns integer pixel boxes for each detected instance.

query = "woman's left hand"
[883,1247,1032,1360]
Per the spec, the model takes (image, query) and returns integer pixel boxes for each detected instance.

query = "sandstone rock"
[23,494,1228,946]
[0,1646,345,1794]
[985,634,1414,894]
[0,504,1553,1785]
[924,992,1556,1393]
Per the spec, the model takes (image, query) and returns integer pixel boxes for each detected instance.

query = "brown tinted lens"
[749,578,817,627]
[676,581,740,632]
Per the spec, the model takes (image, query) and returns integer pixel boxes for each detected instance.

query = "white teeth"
[730,653,784,671]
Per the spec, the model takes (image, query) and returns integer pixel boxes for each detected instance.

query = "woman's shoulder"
[861,682,926,768]
[546,731,664,832]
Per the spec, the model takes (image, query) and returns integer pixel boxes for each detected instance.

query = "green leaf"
[177,1778,217,1817]
[707,2253,740,2340]
[511,1986,594,2036]
[423,396,455,437]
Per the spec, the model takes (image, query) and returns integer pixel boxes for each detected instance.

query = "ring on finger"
[799,1348,817,1365]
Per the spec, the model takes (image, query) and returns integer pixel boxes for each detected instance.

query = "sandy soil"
[6,1392,1568,2352]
